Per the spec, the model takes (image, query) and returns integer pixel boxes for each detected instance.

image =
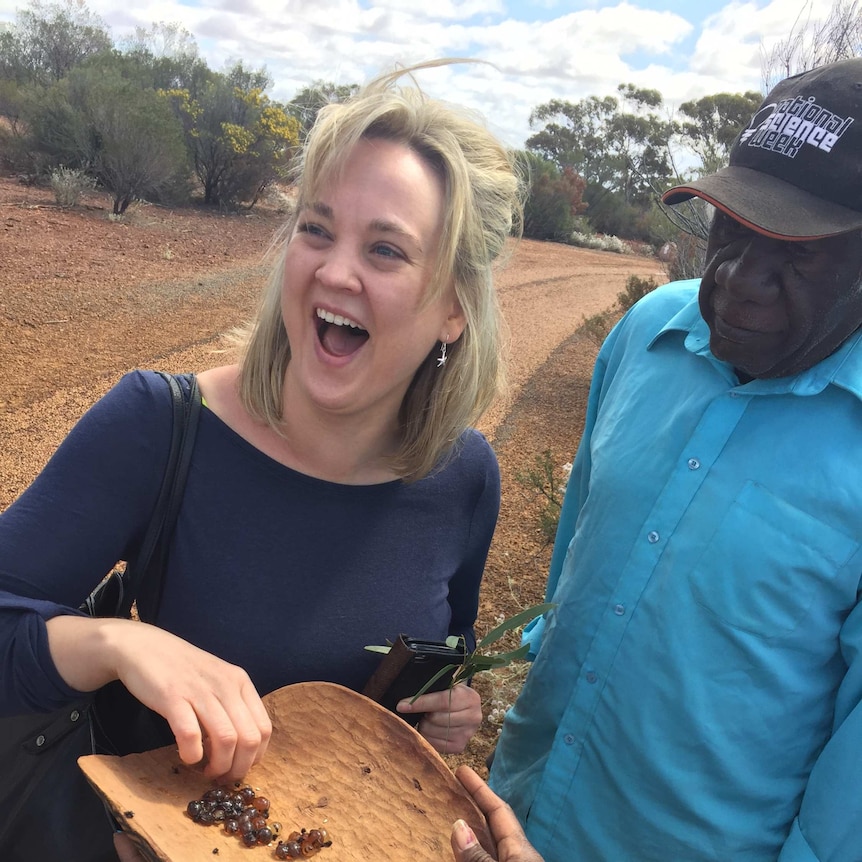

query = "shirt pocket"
[688,480,858,638]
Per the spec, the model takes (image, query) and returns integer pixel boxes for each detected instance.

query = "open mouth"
[315,308,369,357]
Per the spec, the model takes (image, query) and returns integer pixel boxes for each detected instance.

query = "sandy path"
[0,239,661,508]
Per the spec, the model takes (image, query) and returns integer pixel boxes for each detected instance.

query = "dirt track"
[0,175,665,771]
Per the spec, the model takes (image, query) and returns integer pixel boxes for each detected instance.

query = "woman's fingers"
[400,684,483,753]
[113,832,146,862]
[110,621,271,780]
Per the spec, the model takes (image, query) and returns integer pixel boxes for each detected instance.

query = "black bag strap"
[85,372,201,621]
[138,372,202,619]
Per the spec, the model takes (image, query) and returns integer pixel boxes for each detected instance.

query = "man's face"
[699,212,862,379]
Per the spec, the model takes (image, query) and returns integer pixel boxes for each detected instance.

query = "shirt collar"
[647,292,862,401]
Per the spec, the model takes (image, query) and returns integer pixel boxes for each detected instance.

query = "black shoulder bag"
[0,371,202,862]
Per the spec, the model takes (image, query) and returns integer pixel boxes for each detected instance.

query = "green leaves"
[364,644,393,655]
[476,603,555,651]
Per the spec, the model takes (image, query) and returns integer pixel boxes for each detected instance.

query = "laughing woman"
[0,60,523,861]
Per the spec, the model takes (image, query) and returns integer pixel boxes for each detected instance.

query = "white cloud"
[688,0,840,83]
[0,0,847,148]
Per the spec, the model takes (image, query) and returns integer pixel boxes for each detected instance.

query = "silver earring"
[437,339,448,368]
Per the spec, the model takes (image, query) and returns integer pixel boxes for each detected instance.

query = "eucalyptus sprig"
[365,602,555,703]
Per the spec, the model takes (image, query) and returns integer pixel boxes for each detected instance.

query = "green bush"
[617,274,658,311]
[581,274,658,348]
[581,308,619,347]
[516,450,569,544]
[519,151,587,241]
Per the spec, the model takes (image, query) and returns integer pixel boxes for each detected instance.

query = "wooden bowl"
[78,681,494,861]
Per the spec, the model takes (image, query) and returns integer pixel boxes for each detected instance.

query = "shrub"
[515,450,570,544]
[520,151,587,241]
[617,274,658,311]
[49,166,94,207]
[582,274,658,348]
[569,230,633,255]
[582,308,619,347]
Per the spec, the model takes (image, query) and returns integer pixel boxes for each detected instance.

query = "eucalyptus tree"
[0,0,111,85]
[287,80,360,140]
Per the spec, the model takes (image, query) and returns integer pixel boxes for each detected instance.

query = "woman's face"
[281,137,464,427]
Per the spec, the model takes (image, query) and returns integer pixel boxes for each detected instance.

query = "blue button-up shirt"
[490,280,862,861]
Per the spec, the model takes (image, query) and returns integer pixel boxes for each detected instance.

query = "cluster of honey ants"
[186,783,331,858]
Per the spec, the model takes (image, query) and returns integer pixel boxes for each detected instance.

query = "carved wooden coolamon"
[78,681,494,861]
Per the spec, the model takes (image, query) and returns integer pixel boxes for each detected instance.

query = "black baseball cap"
[662,57,862,240]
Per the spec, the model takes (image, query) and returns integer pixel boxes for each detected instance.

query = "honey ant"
[273,827,332,859]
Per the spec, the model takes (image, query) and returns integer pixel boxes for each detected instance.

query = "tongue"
[321,323,368,357]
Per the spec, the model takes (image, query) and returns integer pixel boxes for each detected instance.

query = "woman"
[0,61,523,860]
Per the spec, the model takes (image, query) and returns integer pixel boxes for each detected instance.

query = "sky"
[0,0,842,149]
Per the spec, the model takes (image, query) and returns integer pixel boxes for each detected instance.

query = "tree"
[76,78,189,214]
[21,59,190,213]
[762,0,862,88]
[519,151,587,241]
[121,21,211,96]
[13,77,88,172]
[123,21,198,62]
[527,85,674,206]
[677,91,763,176]
[164,62,301,208]
[287,80,360,140]
[527,95,620,190]
[527,85,676,239]
[0,0,112,85]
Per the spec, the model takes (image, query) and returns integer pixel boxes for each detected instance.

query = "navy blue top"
[0,370,500,713]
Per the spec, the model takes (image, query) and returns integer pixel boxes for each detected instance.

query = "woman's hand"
[450,766,544,862]
[397,683,482,753]
[47,615,272,782]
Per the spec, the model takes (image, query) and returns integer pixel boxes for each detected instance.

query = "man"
[487,57,862,862]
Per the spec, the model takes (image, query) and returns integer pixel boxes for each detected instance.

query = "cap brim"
[662,166,862,240]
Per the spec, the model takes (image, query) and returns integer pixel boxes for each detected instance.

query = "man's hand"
[451,765,544,862]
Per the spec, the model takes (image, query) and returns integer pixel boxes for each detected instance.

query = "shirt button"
[729,391,739,398]
[613,603,625,616]
[648,530,660,544]
[564,733,576,745]
[687,458,700,470]
[585,671,598,684]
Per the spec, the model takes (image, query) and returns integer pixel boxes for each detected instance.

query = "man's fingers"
[451,818,494,862]
[456,765,509,818]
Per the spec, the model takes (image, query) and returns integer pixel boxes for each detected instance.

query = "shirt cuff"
[521,614,546,661]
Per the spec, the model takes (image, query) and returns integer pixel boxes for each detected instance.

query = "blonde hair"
[237,60,524,481]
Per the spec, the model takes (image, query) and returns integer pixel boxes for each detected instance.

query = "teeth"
[316,308,363,329]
